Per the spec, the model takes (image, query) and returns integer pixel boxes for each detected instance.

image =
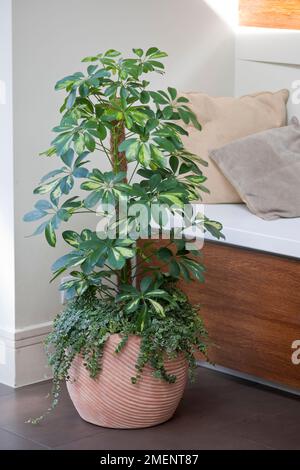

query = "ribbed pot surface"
[66,334,188,429]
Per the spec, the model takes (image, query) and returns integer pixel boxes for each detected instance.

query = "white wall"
[235,27,300,120]
[0,0,236,385]
[0,0,15,385]
[0,0,14,332]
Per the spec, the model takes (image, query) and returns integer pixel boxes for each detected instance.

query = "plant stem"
[131,240,174,281]
[110,121,127,176]
[102,271,119,289]
[96,142,113,167]
[110,120,132,285]
[128,162,139,184]
[73,210,98,214]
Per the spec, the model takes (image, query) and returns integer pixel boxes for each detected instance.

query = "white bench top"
[204,204,300,259]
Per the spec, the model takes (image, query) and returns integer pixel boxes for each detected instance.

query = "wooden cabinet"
[180,242,300,390]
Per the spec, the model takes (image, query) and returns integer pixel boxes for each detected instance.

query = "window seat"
[204,204,300,259]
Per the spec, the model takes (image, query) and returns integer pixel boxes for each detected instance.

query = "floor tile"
[0,380,73,427]
[0,367,299,450]
[0,428,48,450]
[55,426,271,450]
[0,383,14,397]
[1,414,101,448]
[0,381,101,447]
[228,411,300,450]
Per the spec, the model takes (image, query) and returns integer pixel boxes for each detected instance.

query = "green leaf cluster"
[24,46,223,300]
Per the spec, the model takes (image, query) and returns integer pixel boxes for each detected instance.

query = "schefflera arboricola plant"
[24,47,223,331]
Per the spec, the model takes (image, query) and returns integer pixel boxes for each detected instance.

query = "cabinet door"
[182,242,300,390]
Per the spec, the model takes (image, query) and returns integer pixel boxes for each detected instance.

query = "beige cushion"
[181,89,289,203]
[210,118,300,220]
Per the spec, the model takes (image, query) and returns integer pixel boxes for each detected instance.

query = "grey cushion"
[210,117,300,220]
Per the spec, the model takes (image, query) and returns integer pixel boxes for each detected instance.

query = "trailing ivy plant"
[33,283,208,424]
[48,284,208,386]
[24,47,224,422]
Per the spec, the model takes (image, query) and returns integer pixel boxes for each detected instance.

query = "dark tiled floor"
[0,367,299,450]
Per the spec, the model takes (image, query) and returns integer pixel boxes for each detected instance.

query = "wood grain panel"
[182,242,300,390]
[138,239,300,390]
[239,0,300,30]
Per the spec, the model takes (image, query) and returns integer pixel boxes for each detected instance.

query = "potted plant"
[24,47,223,428]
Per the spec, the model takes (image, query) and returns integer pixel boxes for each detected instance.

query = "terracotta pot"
[66,334,188,429]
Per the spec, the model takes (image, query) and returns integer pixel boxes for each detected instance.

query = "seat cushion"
[181,89,289,203]
[210,117,300,220]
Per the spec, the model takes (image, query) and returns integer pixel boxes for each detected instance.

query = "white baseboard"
[0,322,53,387]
